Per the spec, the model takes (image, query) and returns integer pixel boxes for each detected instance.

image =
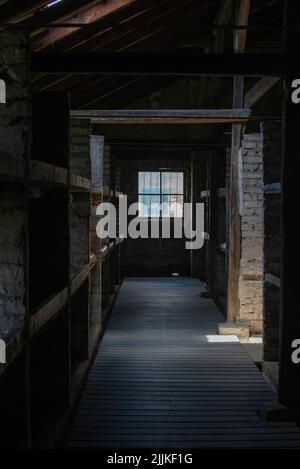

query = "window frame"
[138,170,185,219]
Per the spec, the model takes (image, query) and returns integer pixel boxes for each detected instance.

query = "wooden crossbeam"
[31,52,287,75]
[102,138,226,148]
[244,76,281,108]
[71,109,251,124]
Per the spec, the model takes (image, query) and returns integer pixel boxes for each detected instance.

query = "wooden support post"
[208,152,218,295]
[233,0,250,53]
[226,0,250,323]
[227,77,243,322]
[278,0,300,413]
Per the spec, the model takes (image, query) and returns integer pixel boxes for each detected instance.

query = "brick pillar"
[238,132,264,333]
[90,135,104,345]
[69,119,91,280]
[70,119,91,361]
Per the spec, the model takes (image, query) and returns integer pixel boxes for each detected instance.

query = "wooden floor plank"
[67,278,300,449]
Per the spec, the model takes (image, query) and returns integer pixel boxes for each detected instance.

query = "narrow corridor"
[67,278,300,448]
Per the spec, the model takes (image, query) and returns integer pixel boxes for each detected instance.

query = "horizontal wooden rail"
[1,158,91,192]
[71,265,90,296]
[30,160,68,186]
[71,109,251,124]
[1,255,101,372]
[29,288,69,337]
[70,174,91,192]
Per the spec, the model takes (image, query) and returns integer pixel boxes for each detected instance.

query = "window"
[138,171,184,217]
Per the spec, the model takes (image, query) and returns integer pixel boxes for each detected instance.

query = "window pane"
[138,171,184,217]
[162,172,183,194]
[138,171,160,194]
[161,195,183,218]
[139,195,160,217]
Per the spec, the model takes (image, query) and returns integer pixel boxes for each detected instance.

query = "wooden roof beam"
[31,52,286,75]
[32,0,136,51]
[0,0,49,22]
[29,0,102,37]
[233,0,251,53]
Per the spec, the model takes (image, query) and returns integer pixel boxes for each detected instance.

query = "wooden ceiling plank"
[120,0,217,53]
[89,77,174,109]
[93,0,212,53]
[72,76,139,107]
[30,0,99,35]
[0,0,49,22]
[32,0,143,51]
[67,0,175,53]
[30,0,216,93]
[36,0,168,52]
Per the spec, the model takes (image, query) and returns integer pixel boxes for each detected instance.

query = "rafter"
[0,0,49,22]
[32,0,136,51]
[30,0,217,97]
[30,0,99,35]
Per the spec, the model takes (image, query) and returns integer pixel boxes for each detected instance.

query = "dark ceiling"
[0,0,284,109]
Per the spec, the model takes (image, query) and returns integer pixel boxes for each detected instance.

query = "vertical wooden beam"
[208,152,218,294]
[233,0,251,53]
[190,151,194,277]
[227,0,250,322]
[278,0,300,413]
[227,77,243,322]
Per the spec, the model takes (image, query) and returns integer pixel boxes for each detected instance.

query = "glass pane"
[150,172,160,194]
[162,172,184,194]
[139,195,160,217]
[138,171,160,194]
[177,172,184,194]
[161,195,183,218]
[162,172,171,193]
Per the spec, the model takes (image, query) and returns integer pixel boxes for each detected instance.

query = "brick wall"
[238,133,264,333]
[0,29,30,338]
[69,119,91,280]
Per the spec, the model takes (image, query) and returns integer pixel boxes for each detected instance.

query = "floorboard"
[67,278,300,449]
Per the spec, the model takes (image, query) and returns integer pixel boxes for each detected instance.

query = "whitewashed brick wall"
[238,133,264,333]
